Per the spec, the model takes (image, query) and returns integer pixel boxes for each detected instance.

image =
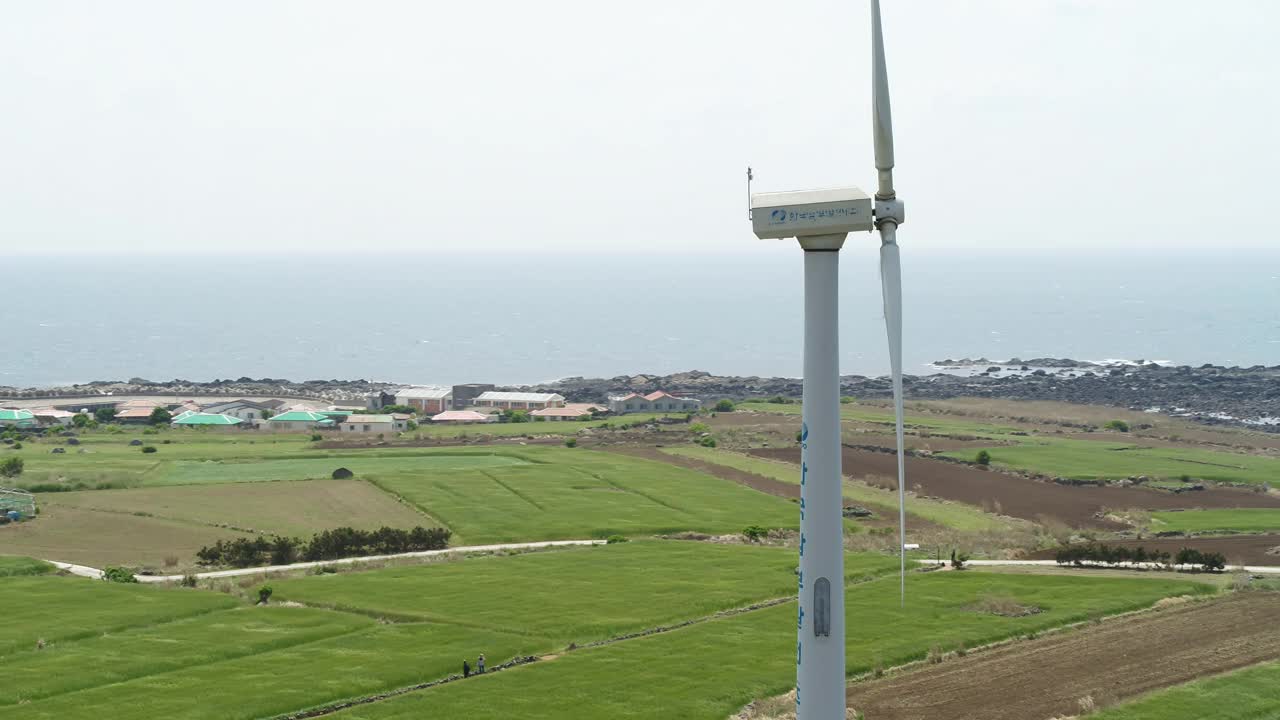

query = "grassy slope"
[1091,661,1280,720]
[274,541,900,642]
[0,556,53,577]
[663,446,1011,532]
[334,571,1214,720]
[371,447,799,543]
[1149,508,1280,535]
[0,576,236,656]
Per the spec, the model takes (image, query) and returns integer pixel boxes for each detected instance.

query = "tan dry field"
[749,447,1280,529]
[1028,534,1280,567]
[0,504,251,569]
[846,591,1280,720]
[38,478,429,538]
[706,413,1001,452]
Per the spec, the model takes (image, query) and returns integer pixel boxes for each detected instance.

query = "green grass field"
[273,541,899,642]
[942,438,1280,486]
[412,413,678,438]
[1149,508,1280,535]
[1091,661,1280,720]
[663,446,1013,532]
[0,556,53,577]
[736,401,1022,437]
[0,606,374,704]
[0,575,236,655]
[370,447,800,543]
[330,571,1213,720]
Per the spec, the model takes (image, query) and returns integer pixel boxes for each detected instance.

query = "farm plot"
[1148,508,1280,535]
[150,452,527,486]
[659,446,1011,532]
[371,447,799,543]
[273,541,899,642]
[3,620,541,720]
[0,574,236,656]
[0,556,53,577]
[846,592,1280,720]
[40,479,430,537]
[944,438,1280,486]
[328,571,1211,720]
[0,606,373,704]
[750,447,1280,529]
[0,504,253,570]
[1091,660,1280,720]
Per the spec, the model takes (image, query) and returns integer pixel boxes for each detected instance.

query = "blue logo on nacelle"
[770,209,787,224]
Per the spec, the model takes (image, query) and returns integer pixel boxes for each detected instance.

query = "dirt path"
[846,592,1280,720]
[750,447,1280,529]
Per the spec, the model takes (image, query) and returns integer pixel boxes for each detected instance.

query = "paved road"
[47,539,605,583]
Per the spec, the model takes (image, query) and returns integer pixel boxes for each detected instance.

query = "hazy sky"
[2,1,1277,256]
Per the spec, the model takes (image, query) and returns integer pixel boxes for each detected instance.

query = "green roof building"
[0,409,36,428]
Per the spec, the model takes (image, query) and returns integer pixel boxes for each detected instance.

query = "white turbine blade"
[879,226,906,605]
[871,0,895,199]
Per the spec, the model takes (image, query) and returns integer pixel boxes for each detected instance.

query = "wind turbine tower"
[747,2,907,718]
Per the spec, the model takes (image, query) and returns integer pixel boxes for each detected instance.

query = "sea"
[2,250,1277,389]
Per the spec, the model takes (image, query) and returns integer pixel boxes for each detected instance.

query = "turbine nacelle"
[750,187,875,241]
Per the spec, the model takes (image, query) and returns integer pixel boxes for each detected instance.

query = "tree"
[714,399,736,413]
[975,450,991,466]
[742,525,767,542]
[564,438,578,448]
[101,566,138,583]
[1104,419,1130,433]
[0,456,22,478]
[94,408,117,423]
[71,413,91,428]
[149,407,172,425]
[261,409,274,420]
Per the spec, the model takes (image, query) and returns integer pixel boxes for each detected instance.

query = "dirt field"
[39,479,430,538]
[1029,534,1280,567]
[750,447,1280,529]
[846,592,1280,720]
[0,505,252,570]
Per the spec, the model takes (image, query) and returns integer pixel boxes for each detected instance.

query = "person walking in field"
[477,653,485,674]
[463,659,470,678]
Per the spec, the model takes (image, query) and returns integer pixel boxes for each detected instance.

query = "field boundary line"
[581,468,693,516]
[479,469,546,511]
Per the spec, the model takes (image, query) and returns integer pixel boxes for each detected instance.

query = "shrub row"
[197,525,451,568]
[1055,543,1226,572]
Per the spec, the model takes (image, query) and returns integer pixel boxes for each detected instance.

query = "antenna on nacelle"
[746,166,754,221]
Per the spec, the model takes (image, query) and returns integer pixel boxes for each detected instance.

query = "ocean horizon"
[3,249,1277,389]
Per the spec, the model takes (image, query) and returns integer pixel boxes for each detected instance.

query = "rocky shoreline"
[2,360,1277,431]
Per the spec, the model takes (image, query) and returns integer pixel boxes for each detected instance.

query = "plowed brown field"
[749,447,1280,529]
[847,592,1280,720]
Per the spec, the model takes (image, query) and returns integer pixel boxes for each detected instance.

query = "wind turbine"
[747,1,906,718]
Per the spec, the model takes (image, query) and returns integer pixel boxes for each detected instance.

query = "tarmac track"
[846,592,1280,720]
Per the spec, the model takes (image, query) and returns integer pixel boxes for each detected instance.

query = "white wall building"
[607,391,701,414]
[472,391,565,410]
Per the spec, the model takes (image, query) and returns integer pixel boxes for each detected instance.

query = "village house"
[430,410,494,424]
[472,391,565,411]
[200,399,281,422]
[529,403,604,421]
[338,414,399,433]
[266,410,335,431]
[393,387,452,415]
[607,391,701,414]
